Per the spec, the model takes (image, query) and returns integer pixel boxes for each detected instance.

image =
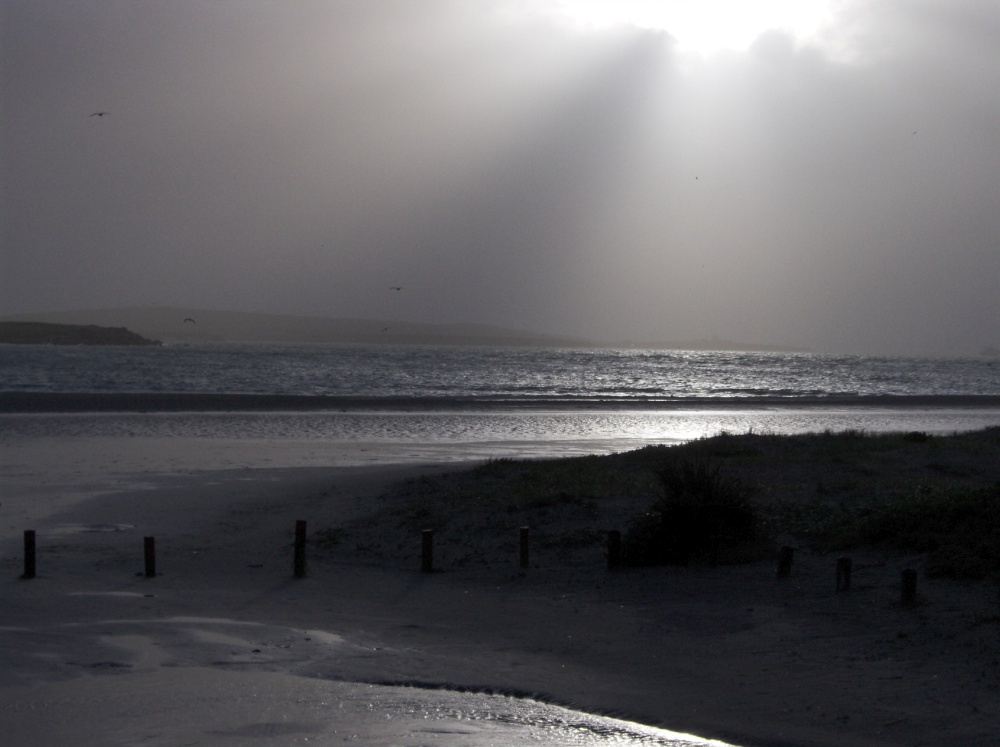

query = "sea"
[2,342,1000,460]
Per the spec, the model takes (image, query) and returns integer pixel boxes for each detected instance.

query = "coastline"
[2,429,999,746]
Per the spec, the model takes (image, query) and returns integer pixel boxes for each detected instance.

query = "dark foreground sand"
[1,436,998,746]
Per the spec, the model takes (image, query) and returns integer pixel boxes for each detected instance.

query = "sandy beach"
[2,432,998,746]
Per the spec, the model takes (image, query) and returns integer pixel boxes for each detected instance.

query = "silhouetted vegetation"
[325,427,1000,579]
[623,459,770,566]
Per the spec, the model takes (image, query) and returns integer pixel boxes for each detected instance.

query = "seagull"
[183,317,196,324]
[89,112,109,117]
[389,286,402,291]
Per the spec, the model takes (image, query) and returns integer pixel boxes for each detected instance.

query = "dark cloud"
[2,0,997,354]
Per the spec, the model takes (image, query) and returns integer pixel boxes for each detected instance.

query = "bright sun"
[547,0,835,55]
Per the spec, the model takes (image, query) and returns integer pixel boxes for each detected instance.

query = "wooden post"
[421,529,434,573]
[519,526,530,569]
[901,568,917,605]
[294,520,307,578]
[144,536,156,578]
[607,530,622,570]
[22,530,36,579]
[777,546,794,578]
[836,556,852,592]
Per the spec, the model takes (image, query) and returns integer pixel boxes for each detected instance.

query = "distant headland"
[0,321,160,346]
[0,307,806,352]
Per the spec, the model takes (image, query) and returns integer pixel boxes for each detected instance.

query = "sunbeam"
[541,0,837,55]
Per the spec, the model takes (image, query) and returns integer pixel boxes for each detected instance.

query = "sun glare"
[547,0,835,55]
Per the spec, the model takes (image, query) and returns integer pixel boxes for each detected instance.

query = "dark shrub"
[624,459,763,566]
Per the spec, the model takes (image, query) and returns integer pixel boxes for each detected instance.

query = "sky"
[2,0,998,355]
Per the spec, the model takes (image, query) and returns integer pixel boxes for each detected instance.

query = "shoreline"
[5,390,1000,413]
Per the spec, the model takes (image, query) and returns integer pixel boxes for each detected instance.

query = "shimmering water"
[3,343,1000,451]
[4,409,1000,456]
[3,342,999,398]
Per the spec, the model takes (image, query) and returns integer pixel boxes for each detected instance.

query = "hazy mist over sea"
[3,1,999,356]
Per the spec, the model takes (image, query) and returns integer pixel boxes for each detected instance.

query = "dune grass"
[332,427,1000,578]
[804,483,1000,578]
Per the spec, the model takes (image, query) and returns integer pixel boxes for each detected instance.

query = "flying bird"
[389,286,402,291]
[89,112,109,117]
[183,317,196,324]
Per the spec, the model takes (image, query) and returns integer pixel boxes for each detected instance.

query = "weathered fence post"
[901,568,918,605]
[294,520,307,578]
[22,530,36,579]
[607,530,622,570]
[421,529,434,573]
[836,556,852,592]
[777,546,795,578]
[144,536,156,578]
[519,526,530,569]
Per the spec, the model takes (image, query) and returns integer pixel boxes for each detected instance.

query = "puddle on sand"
[0,666,739,747]
[1,616,741,747]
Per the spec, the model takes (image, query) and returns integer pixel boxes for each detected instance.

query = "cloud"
[2,0,997,354]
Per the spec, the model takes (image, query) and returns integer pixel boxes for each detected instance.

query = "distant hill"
[0,308,808,352]
[0,321,160,346]
[0,308,596,348]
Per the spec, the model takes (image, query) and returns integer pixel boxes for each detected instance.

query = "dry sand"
[1,435,998,746]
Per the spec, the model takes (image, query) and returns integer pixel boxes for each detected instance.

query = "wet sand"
[2,433,998,746]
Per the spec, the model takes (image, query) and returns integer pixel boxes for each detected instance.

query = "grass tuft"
[624,459,770,566]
